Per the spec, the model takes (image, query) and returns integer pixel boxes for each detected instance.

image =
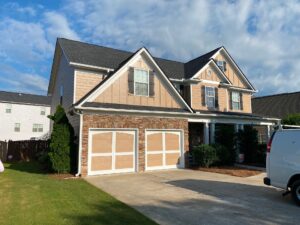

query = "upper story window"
[6,104,12,113]
[60,85,64,105]
[217,60,226,72]
[174,83,184,96]
[134,69,149,96]
[14,123,20,132]
[205,86,215,108]
[33,124,43,133]
[231,91,241,110]
[40,107,46,115]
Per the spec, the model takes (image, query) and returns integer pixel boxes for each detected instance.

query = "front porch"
[188,115,278,164]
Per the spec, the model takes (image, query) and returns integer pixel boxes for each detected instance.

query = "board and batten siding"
[214,52,247,89]
[93,56,182,109]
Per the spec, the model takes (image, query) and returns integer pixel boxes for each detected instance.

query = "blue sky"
[0,0,299,96]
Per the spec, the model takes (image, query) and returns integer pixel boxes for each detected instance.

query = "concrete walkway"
[86,169,299,225]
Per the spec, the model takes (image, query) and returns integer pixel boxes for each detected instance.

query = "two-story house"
[0,91,51,141]
[48,38,279,176]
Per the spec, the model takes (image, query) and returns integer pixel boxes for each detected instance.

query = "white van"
[264,128,300,206]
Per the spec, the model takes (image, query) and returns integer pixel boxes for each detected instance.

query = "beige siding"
[75,70,105,102]
[93,55,182,109]
[195,66,223,82]
[215,52,247,88]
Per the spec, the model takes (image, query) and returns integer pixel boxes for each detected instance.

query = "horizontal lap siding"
[81,114,189,176]
[75,70,105,102]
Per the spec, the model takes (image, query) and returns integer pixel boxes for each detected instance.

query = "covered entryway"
[88,129,137,175]
[145,130,184,171]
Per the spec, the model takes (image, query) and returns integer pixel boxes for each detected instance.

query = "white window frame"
[232,91,241,110]
[40,107,46,115]
[14,123,20,132]
[133,68,149,97]
[33,124,43,133]
[217,61,225,72]
[6,104,12,113]
[205,86,215,108]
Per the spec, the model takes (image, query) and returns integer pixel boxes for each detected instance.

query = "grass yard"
[0,162,157,225]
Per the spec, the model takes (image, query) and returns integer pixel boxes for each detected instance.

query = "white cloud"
[0,64,48,94]
[63,0,300,95]
[3,2,36,16]
[44,11,80,41]
[0,18,52,64]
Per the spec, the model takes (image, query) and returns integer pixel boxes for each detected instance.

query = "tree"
[282,113,300,125]
[48,105,75,173]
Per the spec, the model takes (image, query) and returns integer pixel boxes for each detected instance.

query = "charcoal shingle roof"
[58,38,219,80]
[252,92,300,119]
[0,91,51,106]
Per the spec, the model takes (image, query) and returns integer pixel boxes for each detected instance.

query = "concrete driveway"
[86,170,299,225]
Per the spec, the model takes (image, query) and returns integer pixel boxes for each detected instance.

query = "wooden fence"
[0,141,8,162]
[0,140,49,162]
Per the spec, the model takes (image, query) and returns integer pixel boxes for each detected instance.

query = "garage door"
[145,130,183,171]
[88,130,137,175]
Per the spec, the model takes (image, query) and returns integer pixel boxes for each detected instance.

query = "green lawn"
[0,162,157,225]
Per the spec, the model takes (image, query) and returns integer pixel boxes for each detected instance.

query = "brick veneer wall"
[81,113,189,176]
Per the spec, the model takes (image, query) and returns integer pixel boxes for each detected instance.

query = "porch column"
[210,123,215,144]
[234,124,239,133]
[239,124,244,131]
[266,125,271,141]
[204,122,209,144]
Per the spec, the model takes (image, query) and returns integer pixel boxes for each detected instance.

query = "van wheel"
[291,180,300,206]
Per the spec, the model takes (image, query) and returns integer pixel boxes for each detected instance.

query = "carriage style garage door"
[145,130,183,171]
[88,129,137,175]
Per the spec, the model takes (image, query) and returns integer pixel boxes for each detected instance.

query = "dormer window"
[134,69,149,96]
[217,60,226,72]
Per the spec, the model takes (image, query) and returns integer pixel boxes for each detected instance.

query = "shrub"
[236,126,258,164]
[282,113,300,125]
[192,144,218,168]
[254,143,267,166]
[215,125,236,165]
[213,144,234,166]
[48,105,75,173]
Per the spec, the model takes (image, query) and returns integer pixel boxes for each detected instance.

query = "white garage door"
[88,129,137,175]
[145,130,183,171]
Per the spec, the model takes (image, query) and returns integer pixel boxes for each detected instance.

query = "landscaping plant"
[282,113,300,125]
[48,105,75,173]
[192,144,218,168]
[236,126,259,164]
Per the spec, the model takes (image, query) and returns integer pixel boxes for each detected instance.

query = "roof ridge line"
[253,91,300,99]
[0,90,49,97]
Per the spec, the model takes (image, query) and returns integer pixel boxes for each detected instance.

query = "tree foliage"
[282,113,300,125]
[48,105,75,173]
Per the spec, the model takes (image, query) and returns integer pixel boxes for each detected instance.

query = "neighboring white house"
[0,91,51,141]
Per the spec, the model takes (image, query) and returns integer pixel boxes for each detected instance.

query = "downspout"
[74,109,83,177]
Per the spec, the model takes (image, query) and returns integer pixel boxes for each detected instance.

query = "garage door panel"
[92,133,112,153]
[166,153,180,166]
[91,156,112,171]
[147,133,163,151]
[89,130,136,175]
[115,155,134,169]
[115,132,134,153]
[147,154,163,167]
[165,133,180,151]
[146,130,183,170]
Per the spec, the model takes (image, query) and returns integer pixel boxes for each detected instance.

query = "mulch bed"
[48,173,78,180]
[194,166,262,177]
